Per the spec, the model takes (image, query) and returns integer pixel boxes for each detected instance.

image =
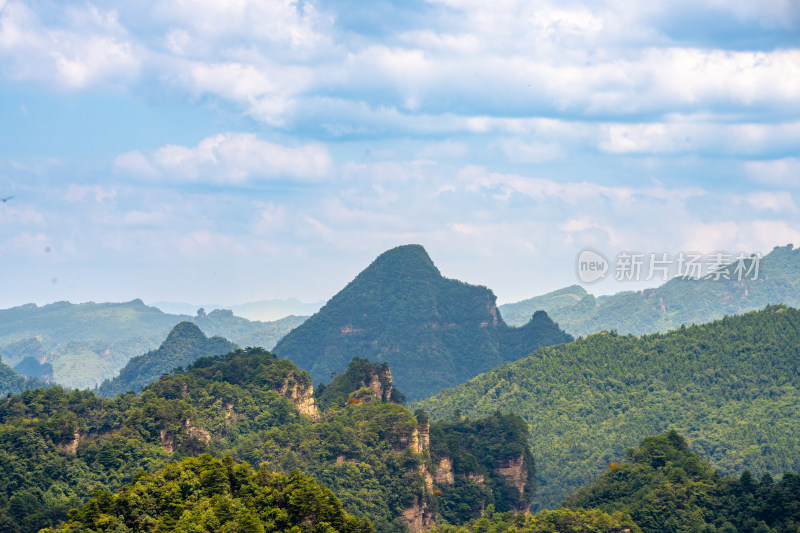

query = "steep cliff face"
[315,357,405,409]
[279,375,319,420]
[495,455,530,511]
[401,497,436,533]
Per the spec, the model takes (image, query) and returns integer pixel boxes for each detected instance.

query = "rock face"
[401,497,435,533]
[434,457,455,485]
[274,244,573,400]
[57,430,81,455]
[495,455,530,510]
[279,376,319,420]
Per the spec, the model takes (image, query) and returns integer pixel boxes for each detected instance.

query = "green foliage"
[566,431,800,533]
[415,305,800,509]
[315,357,405,410]
[275,245,572,400]
[96,322,238,397]
[0,349,532,533]
[429,507,641,533]
[43,454,375,533]
[430,412,535,517]
[500,244,800,336]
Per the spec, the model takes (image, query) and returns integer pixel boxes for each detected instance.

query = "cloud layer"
[1,0,799,306]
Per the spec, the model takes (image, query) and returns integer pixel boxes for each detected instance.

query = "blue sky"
[0,0,798,309]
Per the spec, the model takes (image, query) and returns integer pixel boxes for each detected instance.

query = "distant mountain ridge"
[274,244,572,400]
[0,299,306,389]
[151,298,323,322]
[500,244,800,336]
[96,321,238,396]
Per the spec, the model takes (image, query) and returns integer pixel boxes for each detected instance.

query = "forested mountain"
[500,244,800,336]
[274,245,572,400]
[0,348,533,533]
[565,431,800,533]
[43,455,375,533]
[415,305,800,508]
[95,322,238,397]
[0,356,50,396]
[0,299,306,389]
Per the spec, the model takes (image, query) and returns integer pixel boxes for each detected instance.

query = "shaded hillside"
[0,349,533,533]
[500,244,800,336]
[565,431,800,533]
[95,322,238,397]
[415,305,800,509]
[0,357,51,396]
[0,299,305,389]
[274,245,572,400]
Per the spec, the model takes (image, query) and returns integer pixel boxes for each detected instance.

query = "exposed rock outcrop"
[401,497,435,533]
[279,376,320,420]
[57,430,81,455]
[495,455,529,509]
[434,457,454,485]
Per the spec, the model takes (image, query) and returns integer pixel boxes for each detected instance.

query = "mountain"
[415,304,800,509]
[500,244,800,336]
[274,244,573,400]
[152,297,324,321]
[564,431,800,533]
[0,348,534,533]
[0,299,306,389]
[95,322,238,396]
[0,356,50,396]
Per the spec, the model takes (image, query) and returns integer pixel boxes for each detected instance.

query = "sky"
[0,0,799,309]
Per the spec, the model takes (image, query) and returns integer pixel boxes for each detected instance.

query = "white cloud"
[0,1,140,88]
[114,132,332,183]
[744,192,796,212]
[745,158,800,188]
[64,185,118,203]
[494,138,566,163]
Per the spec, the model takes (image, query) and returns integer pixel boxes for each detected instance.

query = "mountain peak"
[275,245,572,400]
[358,244,440,281]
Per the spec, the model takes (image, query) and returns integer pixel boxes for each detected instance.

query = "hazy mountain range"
[0,300,305,389]
[150,298,324,322]
[500,244,800,337]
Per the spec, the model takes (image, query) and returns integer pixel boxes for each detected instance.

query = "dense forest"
[416,305,800,508]
[275,245,572,400]
[42,455,375,533]
[565,431,800,533]
[500,244,800,336]
[0,349,533,533]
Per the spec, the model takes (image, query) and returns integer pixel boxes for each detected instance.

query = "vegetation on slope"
[96,321,238,396]
[500,244,800,336]
[0,349,533,533]
[0,356,51,396]
[275,244,572,400]
[43,454,375,533]
[565,431,800,533]
[415,305,800,508]
[430,507,640,533]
